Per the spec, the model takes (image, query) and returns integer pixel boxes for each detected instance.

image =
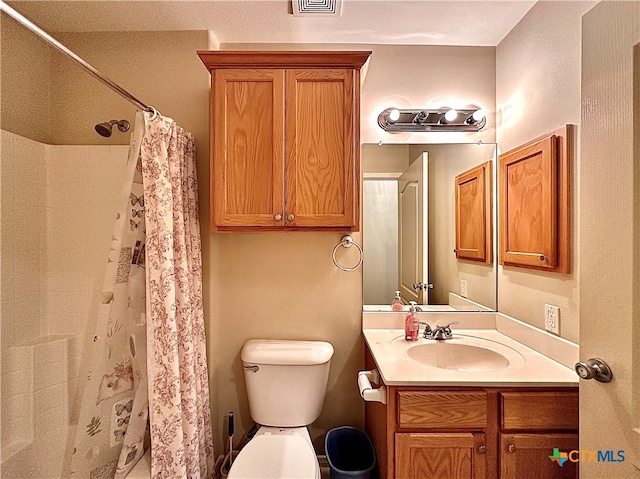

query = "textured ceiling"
[6,0,537,46]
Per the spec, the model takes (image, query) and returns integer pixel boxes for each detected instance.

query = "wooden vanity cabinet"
[364,348,579,479]
[197,51,371,231]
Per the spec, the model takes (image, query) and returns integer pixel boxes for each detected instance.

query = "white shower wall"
[0,129,128,477]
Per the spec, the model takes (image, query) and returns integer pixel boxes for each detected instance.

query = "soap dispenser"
[404,301,419,341]
[391,290,404,311]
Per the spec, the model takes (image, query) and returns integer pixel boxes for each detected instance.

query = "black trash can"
[325,426,377,479]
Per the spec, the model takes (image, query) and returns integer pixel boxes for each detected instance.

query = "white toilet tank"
[241,339,334,427]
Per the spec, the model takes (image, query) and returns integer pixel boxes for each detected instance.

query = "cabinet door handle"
[274,213,282,221]
[507,444,516,453]
[287,213,295,221]
[477,445,487,454]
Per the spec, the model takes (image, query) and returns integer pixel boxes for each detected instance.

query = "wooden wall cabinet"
[197,51,371,231]
[364,348,578,479]
[498,125,573,273]
[455,161,493,263]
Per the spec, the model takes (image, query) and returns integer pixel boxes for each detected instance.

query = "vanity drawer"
[397,391,488,429]
[500,391,579,430]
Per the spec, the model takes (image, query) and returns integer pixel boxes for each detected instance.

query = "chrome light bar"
[377,107,486,132]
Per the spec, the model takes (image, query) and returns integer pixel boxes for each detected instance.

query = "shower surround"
[0,129,128,478]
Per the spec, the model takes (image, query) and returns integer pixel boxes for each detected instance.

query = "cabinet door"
[499,135,558,269]
[285,69,356,227]
[396,432,487,479]
[500,433,578,479]
[498,125,572,273]
[455,161,492,263]
[212,69,285,227]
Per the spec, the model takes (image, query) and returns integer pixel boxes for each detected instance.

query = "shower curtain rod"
[0,1,155,114]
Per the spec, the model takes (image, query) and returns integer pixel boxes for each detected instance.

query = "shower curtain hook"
[147,106,159,121]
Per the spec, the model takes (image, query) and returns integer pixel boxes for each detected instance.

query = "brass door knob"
[287,213,295,221]
[274,213,282,221]
[507,444,516,453]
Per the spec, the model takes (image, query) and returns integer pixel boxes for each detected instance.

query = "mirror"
[362,142,497,312]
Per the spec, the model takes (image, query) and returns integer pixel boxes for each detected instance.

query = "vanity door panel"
[499,433,578,479]
[396,432,488,479]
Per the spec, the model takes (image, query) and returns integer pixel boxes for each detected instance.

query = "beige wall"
[51,31,210,149]
[496,1,596,343]
[1,17,53,143]
[581,2,640,475]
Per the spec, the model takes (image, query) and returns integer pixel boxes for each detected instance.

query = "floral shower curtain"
[140,110,214,478]
[68,111,214,479]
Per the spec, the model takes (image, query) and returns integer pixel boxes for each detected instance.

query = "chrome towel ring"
[332,235,363,272]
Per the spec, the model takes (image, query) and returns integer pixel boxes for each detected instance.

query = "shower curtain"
[140,110,214,478]
[68,111,214,479]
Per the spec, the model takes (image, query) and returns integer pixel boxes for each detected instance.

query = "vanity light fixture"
[378,107,486,132]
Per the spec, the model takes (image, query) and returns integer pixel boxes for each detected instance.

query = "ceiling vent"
[292,0,343,16]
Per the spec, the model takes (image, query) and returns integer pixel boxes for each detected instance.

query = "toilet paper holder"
[357,369,387,404]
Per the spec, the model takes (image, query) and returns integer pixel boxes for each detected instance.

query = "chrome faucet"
[423,321,459,340]
[419,321,432,338]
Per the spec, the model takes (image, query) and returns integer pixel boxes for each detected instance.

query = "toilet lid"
[228,435,318,479]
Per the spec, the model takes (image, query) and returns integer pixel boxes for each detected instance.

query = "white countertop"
[364,327,578,387]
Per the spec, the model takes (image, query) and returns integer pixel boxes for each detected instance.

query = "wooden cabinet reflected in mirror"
[455,161,493,264]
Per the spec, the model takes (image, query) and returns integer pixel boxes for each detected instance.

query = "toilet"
[228,339,334,479]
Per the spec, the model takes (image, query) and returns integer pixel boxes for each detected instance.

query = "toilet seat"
[228,433,319,479]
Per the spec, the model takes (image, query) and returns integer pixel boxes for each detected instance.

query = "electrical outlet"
[461,279,468,298]
[545,304,560,334]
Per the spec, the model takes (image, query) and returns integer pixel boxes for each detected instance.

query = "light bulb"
[444,109,458,122]
[472,109,485,122]
[388,109,400,122]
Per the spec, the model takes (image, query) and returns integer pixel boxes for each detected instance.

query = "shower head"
[95,119,130,137]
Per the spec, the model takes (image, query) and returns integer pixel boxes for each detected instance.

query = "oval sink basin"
[407,341,515,372]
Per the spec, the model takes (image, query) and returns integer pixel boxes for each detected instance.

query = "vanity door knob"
[287,213,295,221]
[477,445,487,454]
[507,444,516,453]
[274,213,282,221]
[539,254,547,262]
